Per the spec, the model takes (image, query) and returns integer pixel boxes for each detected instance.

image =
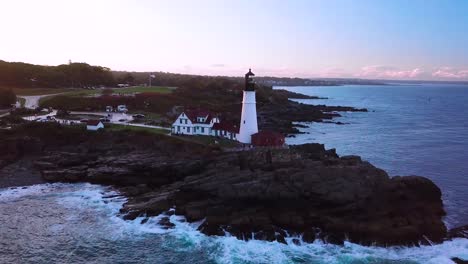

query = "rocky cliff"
[0,124,451,246]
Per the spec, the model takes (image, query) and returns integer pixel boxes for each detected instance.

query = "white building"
[171,109,220,136]
[238,69,258,143]
[86,120,104,131]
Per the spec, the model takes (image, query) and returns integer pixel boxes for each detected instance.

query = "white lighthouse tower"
[238,69,258,144]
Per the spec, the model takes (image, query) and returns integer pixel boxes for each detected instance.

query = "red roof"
[87,120,102,126]
[184,108,215,124]
[212,121,239,134]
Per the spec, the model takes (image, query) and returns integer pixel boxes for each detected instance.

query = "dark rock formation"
[0,124,451,246]
[452,257,468,264]
[30,133,446,246]
[447,225,468,240]
[258,100,367,134]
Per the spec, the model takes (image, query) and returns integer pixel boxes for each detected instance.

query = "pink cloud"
[316,68,351,78]
[355,65,425,79]
[432,67,468,79]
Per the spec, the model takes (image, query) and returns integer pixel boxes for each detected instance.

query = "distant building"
[251,131,285,147]
[171,109,220,136]
[86,120,104,131]
[212,121,239,140]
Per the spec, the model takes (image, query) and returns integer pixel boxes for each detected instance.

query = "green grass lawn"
[106,123,170,135]
[1,87,82,96]
[1,86,173,97]
[111,86,174,94]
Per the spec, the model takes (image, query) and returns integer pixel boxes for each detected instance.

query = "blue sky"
[0,0,467,80]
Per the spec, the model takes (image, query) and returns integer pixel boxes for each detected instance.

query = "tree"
[117,73,135,85]
[0,89,16,108]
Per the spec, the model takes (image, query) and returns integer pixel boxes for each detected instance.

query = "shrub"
[0,89,16,107]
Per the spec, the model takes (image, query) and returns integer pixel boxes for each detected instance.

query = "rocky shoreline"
[258,99,367,135]
[1,123,466,247]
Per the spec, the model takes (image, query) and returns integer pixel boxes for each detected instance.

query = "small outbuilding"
[86,120,104,131]
[251,131,285,147]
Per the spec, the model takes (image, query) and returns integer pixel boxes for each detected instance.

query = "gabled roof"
[87,120,102,126]
[183,108,215,124]
[212,121,239,134]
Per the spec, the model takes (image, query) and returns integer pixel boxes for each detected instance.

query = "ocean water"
[1,84,468,263]
[276,84,468,229]
[0,183,467,264]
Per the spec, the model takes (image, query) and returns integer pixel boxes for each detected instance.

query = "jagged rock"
[452,257,468,264]
[0,124,452,247]
[113,144,447,246]
[447,225,468,239]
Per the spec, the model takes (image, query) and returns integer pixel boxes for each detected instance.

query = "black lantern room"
[245,68,255,91]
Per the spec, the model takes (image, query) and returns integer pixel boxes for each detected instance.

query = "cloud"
[316,68,350,78]
[432,67,468,79]
[355,65,425,79]
[210,64,225,68]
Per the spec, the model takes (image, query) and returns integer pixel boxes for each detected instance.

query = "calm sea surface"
[0,84,467,263]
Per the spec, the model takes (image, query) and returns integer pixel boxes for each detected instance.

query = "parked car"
[132,114,145,119]
[117,105,128,112]
[118,119,127,122]
[80,119,89,123]
[100,118,111,123]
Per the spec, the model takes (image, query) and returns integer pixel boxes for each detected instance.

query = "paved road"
[18,93,64,109]
[23,110,171,131]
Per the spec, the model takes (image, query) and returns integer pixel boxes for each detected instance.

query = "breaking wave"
[0,183,467,264]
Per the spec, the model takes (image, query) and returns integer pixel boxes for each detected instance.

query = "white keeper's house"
[171,109,239,140]
[171,109,219,136]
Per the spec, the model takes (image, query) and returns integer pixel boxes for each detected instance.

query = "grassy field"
[107,123,170,135]
[111,86,174,94]
[1,86,173,97]
[0,87,82,96]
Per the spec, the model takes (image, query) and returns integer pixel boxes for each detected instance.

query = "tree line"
[0,60,114,88]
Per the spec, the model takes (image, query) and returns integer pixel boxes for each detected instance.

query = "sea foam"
[1,183,467,264]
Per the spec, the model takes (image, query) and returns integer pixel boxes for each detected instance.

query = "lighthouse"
[238,69,258,144]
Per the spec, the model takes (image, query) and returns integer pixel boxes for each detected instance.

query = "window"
[185,119,188,124]
[187,127,190,133]
[243,120,246,124]
[180,119,183,124]
[201,127,205,133]
[177,126,180,132]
